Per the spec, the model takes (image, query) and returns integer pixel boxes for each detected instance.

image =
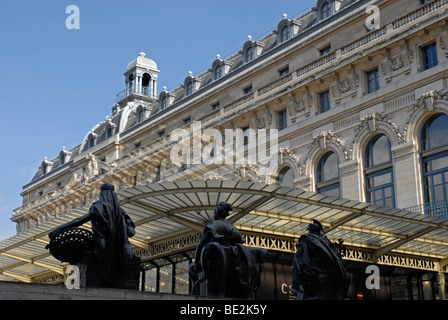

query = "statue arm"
[194,228,212,270]
[48,213,92,239]
[121,208,136,238]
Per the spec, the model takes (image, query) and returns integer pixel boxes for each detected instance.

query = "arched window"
[142,73,151,96]
[245,46,254,63]
[106,126,113,139]
[89,136,95,149]
[364,134,395,208]
[128,74,135,94]
[137,108,145,123]
[421,114,448,217]
[276,166,294,188]
[161,96,167,110]
[60,153,65,166]
[280,25,290,43]
[186,81,193,96]
[316,152,340,197]
[214,64,222,80]
[321,2,332,20]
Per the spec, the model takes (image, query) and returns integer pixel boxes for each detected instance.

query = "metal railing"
[404,200,448,219]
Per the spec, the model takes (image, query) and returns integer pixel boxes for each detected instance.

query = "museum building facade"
[1,0,448,300]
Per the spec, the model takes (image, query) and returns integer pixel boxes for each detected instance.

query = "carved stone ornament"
[404,89,448,141]
[381,48,413,82]
[331,73,359,103]
[439,30,448,57]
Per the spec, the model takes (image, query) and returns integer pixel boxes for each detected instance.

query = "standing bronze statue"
[189,202,266,299]
[47,183,140,289]
[291,219,350,300]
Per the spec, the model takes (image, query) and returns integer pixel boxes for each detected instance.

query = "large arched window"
[276,166,294,188]
[364,134,395,208]
[421,114,448,217]
[316,152,340,197]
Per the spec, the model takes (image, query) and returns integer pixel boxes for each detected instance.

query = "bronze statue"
[189,202,266,299]
[47,183,140,289]
[291,219,350,300]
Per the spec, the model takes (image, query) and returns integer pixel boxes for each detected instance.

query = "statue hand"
[48,228,62,240]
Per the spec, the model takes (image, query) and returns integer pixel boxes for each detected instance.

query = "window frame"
[316,151,340,198]
[421,114,448,212]
[366,68,380,94]
[421,42,438,71]
[364,134,396,208]
[319,90,331,114]
[278,109,287,131]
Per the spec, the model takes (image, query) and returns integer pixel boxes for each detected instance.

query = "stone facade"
[12,0,448,238]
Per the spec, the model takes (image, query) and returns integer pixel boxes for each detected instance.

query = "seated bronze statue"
[291,219,350,300]
[189,202,266,299]
[47,183,140,289]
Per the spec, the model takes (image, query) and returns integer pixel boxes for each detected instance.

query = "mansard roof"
[30,0,359,182]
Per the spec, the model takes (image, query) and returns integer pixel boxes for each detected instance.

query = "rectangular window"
[319,91,331,114]
[279,66,289,77]
[183,117,191,125]
[158,130,165,138]
[278,109,287,131]
[367,69,380,93]
[421,42,438,70]
[320,45,331,56]
[243,86,253,95]
[212,102,220,110]
[243,126,250,145]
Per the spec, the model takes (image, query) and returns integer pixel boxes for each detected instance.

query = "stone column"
[391,141,423,210]
[339,159,363,201]
[438,272,446,300]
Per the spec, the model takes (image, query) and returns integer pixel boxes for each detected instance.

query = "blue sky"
[0,0,317,241]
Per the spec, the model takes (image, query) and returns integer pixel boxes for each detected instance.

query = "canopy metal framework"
[2,180,448,284]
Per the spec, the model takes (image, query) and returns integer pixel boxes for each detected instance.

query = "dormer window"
[41,157,52,175]
[59,146,72,166]
[321,2,331,19]
[183,71,201,97]
[242,35,264,64]
[137,108,145,123]
[245,46,254,62]
[316,0,342,22]
[89,137,95,148]
[214,64,222,80]
[159,87,175,111]
[275,14,301,46]
[280,25,290,43]
[161,96,167,110]
[211,54,232,82]
[186,81,193,96]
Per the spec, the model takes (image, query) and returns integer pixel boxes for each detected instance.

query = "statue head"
[306,219,324,235]
[99,183,119,208]
[214,202,233,220]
